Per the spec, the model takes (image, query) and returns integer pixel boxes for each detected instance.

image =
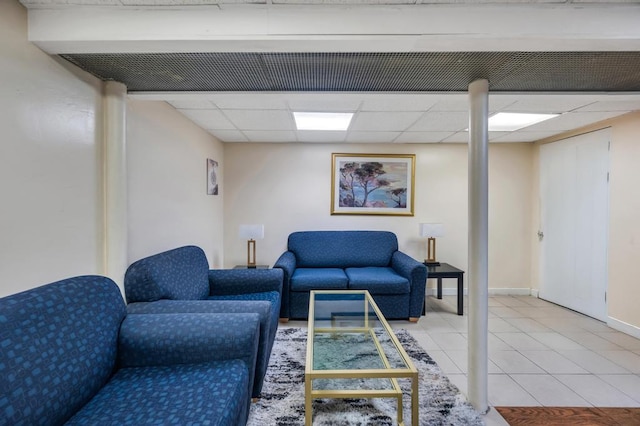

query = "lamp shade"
[239,224,264,240]
[419,223,445,238]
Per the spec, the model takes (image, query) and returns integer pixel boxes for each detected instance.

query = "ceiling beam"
[27,4,640,54]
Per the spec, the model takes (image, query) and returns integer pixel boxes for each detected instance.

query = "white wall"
[530,112,640,335]
[0,0,104,297]
[224,142,533,292]
[606,112,640,334]
[127,100,225,268]
[0,1,226,297]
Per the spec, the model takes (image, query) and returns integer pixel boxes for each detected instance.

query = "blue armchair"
[0,275,260,426]
[274,230,427,321]
[124,245,283,398]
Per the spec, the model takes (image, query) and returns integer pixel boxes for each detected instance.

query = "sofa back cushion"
[288,231,398,268]
[0,276,126,425]
[125,245,210,303]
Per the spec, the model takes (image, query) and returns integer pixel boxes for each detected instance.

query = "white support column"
[103,81,128,289]
[468,79,489,414]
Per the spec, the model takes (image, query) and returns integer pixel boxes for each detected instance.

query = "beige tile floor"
[284,294,640,425]
[399,294,640,425]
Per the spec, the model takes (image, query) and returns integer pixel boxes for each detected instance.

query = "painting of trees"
[338,160,407,208]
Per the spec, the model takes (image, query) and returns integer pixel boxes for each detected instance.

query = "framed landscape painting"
[331,153,415,216]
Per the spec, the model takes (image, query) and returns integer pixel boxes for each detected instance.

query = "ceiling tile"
[243,130,297,142]
[426,98,469,112]
[345,131,401,143]
[350,111,423,131]
[492,130,562,143]
[211,95,287,110]
[502,95,600,113]
[360,95,439,112]
[526,110,626,131]
[169,100,214,109]
[287,94,362,111]
[575,100,640,112]
[222,109,294,130]
[296,131,347,143]
[430,96,516,113]
[179,109,235,130]
[208,130,248,142]
[408,111,468,132]
[441,132,469,143]
[488,131,511,141]
[394,131,453,143]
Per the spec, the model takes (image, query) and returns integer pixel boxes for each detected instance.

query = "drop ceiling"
[19,0,640,143]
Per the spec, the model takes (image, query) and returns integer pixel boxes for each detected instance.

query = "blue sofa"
[0,275,260,426]
[124,245,283,398]
[274,230,427,321]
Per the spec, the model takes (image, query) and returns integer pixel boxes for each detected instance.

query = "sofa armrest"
[273,251,296,284]
[118,312,260,372]
[391,251,428,318]
[273,251,296,319]
[208,268,283,297]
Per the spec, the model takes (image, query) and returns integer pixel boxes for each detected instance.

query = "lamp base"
[424,261,441,267]
[246,264,257,269]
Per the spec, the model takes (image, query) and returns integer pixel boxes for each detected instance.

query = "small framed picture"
[207,158,219,195]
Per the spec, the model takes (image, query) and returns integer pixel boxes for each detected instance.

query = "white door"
[539,129,610,321]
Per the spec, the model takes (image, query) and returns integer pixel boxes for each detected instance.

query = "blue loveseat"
[0,275,260,426]
[124,245,283,398]
[274,230,427,321]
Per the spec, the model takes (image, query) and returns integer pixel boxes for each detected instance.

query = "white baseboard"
[426,288,534,297]
[530,289,539,298]
[607,316,640,340]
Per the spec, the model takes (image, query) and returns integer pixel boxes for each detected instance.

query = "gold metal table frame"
[305,290,419,426]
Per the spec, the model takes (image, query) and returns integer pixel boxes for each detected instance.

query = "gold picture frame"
[331,153,415,216]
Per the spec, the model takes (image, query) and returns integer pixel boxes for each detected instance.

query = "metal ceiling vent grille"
[61,51,640,92]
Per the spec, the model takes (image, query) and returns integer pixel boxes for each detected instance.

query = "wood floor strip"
[494,406,640,426]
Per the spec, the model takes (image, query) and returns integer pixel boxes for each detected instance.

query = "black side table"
[424,262,465,316]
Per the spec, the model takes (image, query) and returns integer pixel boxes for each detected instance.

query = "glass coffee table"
[305,290,419,426]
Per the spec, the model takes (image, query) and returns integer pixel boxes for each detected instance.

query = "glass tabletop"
[307,291,413,390]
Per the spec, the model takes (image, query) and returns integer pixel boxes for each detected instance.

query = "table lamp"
[420,223,444,267]
[239,224,264,268]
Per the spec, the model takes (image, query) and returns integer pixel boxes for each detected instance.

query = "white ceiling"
[20,0,640,144]
[129,92,640,143]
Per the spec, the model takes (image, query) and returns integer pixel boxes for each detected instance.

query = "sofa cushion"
[290,268,348,291]
[288,231,397,268]
[66,361,249,426]
[345,267,410,295]
[207,291,279,333]
[125,246,210,303]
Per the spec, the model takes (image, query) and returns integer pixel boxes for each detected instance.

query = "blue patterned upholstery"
[125,245,209,302]
[345,267,410,294]
[274,231,427,320]
[127,299,273,397]
[66,361,249,426]
[290,268,349,291]
[124,245,283,398]
[0,276,259,426]
[0,276,125,426]
[288,230,397,268]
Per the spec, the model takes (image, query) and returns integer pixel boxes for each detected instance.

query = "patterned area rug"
[247,327,484,426]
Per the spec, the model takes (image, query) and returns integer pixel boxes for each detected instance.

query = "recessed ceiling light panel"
[293,112,353,131]
[488,112,559,131]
